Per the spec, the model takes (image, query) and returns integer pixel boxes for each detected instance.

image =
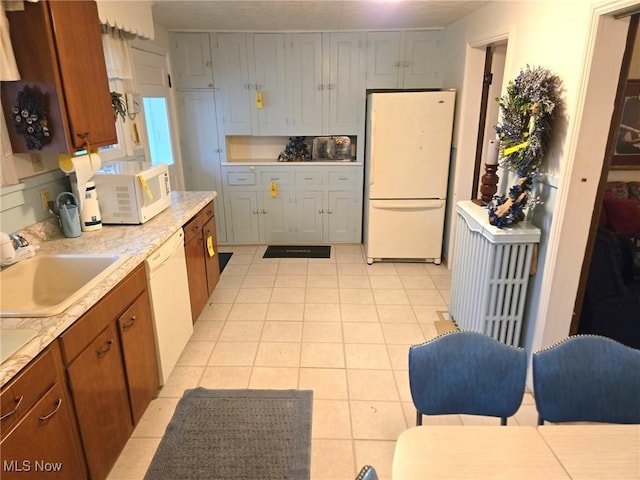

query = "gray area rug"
[144,388,313,480]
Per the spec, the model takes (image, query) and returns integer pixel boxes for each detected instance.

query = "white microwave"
[93,163,172,224]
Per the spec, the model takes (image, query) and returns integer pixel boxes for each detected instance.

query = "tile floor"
[107,244,539,480]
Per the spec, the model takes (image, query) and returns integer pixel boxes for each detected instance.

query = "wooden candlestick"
[479,163,499,205]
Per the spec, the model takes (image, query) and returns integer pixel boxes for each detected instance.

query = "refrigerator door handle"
[370,200,444,210]
[369,111,376,186]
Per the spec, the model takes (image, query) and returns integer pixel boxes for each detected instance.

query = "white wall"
[439,1,630,365]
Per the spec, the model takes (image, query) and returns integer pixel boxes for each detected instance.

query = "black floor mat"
[263,245,331,258]
[219,252,233,273]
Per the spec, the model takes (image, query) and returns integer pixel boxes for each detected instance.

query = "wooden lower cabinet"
[184,201,219,321]
[66,323,133,480]
[0,343,86,480]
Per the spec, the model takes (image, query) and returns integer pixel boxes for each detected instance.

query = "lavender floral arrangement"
[489,66,562,228]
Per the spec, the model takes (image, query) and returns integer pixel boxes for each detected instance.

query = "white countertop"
[0,190,216,387]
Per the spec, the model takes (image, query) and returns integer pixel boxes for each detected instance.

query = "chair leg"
[416,410,422,426]
[500,417,507,426]
[537,414,544,426]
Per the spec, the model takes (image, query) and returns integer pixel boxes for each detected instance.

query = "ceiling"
[151,1,488,32]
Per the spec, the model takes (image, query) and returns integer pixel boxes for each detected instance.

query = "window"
[142,97,174,166]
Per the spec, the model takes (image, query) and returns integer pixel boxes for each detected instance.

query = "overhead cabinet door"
[170,33,214,89]
[254,34,288,135]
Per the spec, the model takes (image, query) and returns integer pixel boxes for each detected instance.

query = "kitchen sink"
[0,254,129,317]
[0,329,38,363]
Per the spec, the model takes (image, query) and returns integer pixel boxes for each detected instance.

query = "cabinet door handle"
[327,209,333,214]
[318,209,324,214]
[304,177,313,181]
[394,61,401,67]
[327,84,336,90]
[253,209,260,215]
[245,84,253,90]
[96,339,114,357]
[261,209,267,214]
[39,398,62,421]
[317,84,324,90]
[0,395,23,420]
[122,315,136,331]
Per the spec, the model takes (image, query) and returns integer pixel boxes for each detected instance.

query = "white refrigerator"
[364,91,455,264]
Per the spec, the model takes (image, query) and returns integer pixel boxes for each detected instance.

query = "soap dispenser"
[80,181,102,232]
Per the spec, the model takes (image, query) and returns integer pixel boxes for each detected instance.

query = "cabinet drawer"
[59,264,146,364]
[296,171,323,186]
[183,212,204,244]
[328,170,357,186]
[227,172,256,185]
[261,171,290,185]
[1,347,57,438]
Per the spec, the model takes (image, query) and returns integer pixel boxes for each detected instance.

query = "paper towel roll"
[60,152,102,209]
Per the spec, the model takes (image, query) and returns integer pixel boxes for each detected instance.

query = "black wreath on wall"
[12,85,52,150]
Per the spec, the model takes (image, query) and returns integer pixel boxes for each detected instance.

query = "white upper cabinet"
[213,33,256,135]
[366,30,442,89]
[324,32,366,135]
[253,34,289,136]
[170,32,215,89]
[286,33,324,136]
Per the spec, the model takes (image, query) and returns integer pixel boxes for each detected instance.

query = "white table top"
[538,425,640,480]
[393,425,640,479]
[393,426,569,479]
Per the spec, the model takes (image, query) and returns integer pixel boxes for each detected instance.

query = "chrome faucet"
[0,232,38,267]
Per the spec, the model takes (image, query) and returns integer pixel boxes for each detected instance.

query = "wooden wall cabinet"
[0,343,87,480]
[1,0,116,153]
[58,264,158,480]
[184,201,220,321]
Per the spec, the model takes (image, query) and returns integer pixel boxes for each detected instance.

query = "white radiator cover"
[450,201,541,347]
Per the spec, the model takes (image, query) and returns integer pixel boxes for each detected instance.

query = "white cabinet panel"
[261,190,292,243]
[287,33,324,135]
[215,33,256,135]
[254,34,288,136]
[328,190,361,243]
[227,190,260,243]
[295,190,324,243]
[170,33,214,89]
[403,31,442,88]
[366,31,402,89]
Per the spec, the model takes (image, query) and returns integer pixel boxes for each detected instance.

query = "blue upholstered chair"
[355,464,378,480]
[408,331,527,426]
[532,335,640,425]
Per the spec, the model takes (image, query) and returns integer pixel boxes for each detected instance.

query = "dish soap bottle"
[80,181,102,231]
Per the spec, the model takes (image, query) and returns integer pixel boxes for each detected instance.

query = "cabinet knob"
[318,208,324,214]
[318,84,324,90]
[39,398,62,421]
[0,395,23,420]
[253,209,259,215]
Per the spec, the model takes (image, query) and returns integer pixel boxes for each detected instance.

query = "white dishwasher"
[145,228,193,385]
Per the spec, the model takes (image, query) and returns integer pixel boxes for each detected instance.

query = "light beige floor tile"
[198,302,232,321]
[157,366,203,398]
[341,304,378,323]
[254,342,301,367]
[235,287,273,303]
[334,244,363,255]
[513,402,540,427]
[440,289,451,305]
[308,255,336,264]
[209,287,239,303]
[277,263,308,275]
[304,303,341,322]
[262,321,303,342]
[381,323,425,344]
[299,368,348,400]
[208,341,258,366]
[386,344,411,371]
[372,288,410,305]
[335,253,365,264]
[131,397,180,437]
[366,263,398,275]
[226,252,255,264]
[459,414,503,426]
[271,287,306,303]
[221,264,249,276]
[307,274,339,288]
[308,263,338,275]
[348,370,400,401]
[306,288,340,304]
[191,320,225,342]
[301,343,345,368]
[376,305,416,324]
[274,274,307,287]
[393,263,429,276]
[350,400,407,440]
[338,275,371,289]
[249,366,299,389]
[369,275,403,289]
[342,322,385,344]
[199,366,252,389]
[176,341,215,366]
[312,399,352,439]
[218,321,264,342]
[302,322,343,342]
[340,288,375,304]
[310,439,355,480]
[266,302,304,320]
[215,275,245,289]
[431,274,452,290]
[399,275,436,289]
[241,274,276,288]
[229,245,259,255]
[354,440,396,480]
[280,257,309,264]
[406,289,445,306]
[106,437,161,480]
[337,263,368,275]
[227,303,268,321]
[412,305,448,323]
[424,263,450,275]
[420,322,439,341]
[345,344,391,369]
[394,370,412,402]
[248,263,279,275]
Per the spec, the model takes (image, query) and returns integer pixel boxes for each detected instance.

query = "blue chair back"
[533,335,640,424]
[408,331,527,425]
[355,464,378,480]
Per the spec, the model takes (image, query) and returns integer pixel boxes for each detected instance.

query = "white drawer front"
[261,171,290,185]
[328,171,356,186]
[227,172,256,185]
[296,171,323,186]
